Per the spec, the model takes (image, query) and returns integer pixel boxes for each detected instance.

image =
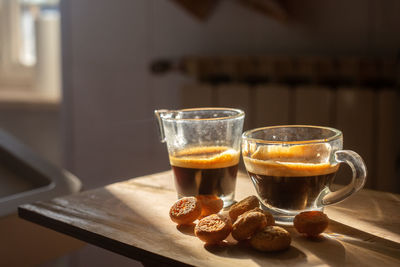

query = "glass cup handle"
[154,109,168,143]
[322,150,367,206]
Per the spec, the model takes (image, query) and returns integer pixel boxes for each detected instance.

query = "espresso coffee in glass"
[155,108,245,207]
[242,125,367,225]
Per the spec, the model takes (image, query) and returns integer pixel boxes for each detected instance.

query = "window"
[0,0,60,93]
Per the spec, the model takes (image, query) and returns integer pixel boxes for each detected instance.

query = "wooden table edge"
[18,205,192,267]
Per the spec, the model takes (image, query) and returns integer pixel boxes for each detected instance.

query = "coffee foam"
[244,144,338,177]
[249,144,330,162]
[169,146,240,169]
[244,157,338,177]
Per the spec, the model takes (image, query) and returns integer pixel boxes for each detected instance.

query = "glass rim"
[159,107,245,122]
[242,125,342,145]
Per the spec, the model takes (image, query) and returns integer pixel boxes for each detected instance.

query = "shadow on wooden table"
[326,220,400,262]
[205,239,309,266]
[177,223,196,236]
[203,219,400,266]
[327,189,400,244]
[287,226,346,267]
[289,219,400,266]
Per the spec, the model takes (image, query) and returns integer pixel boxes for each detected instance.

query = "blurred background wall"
[61,0,399,191]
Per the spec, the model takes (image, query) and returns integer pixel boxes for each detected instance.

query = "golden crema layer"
[247,144,331,162]
[169,146,240,169]
[244,157,339,177]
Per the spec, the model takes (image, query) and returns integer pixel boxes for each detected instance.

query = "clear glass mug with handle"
[155,107,245,207]
[242,125,367,225]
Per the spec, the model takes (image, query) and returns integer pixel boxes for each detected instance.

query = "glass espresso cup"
[242,125,367,225]
[155,108,245,207]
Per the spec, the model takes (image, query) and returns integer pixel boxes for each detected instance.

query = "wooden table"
[19,171,400,266]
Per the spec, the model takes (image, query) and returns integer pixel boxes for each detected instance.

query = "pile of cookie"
[169,195,329,252]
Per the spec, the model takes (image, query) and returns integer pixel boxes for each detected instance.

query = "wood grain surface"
[19,171,400,266]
